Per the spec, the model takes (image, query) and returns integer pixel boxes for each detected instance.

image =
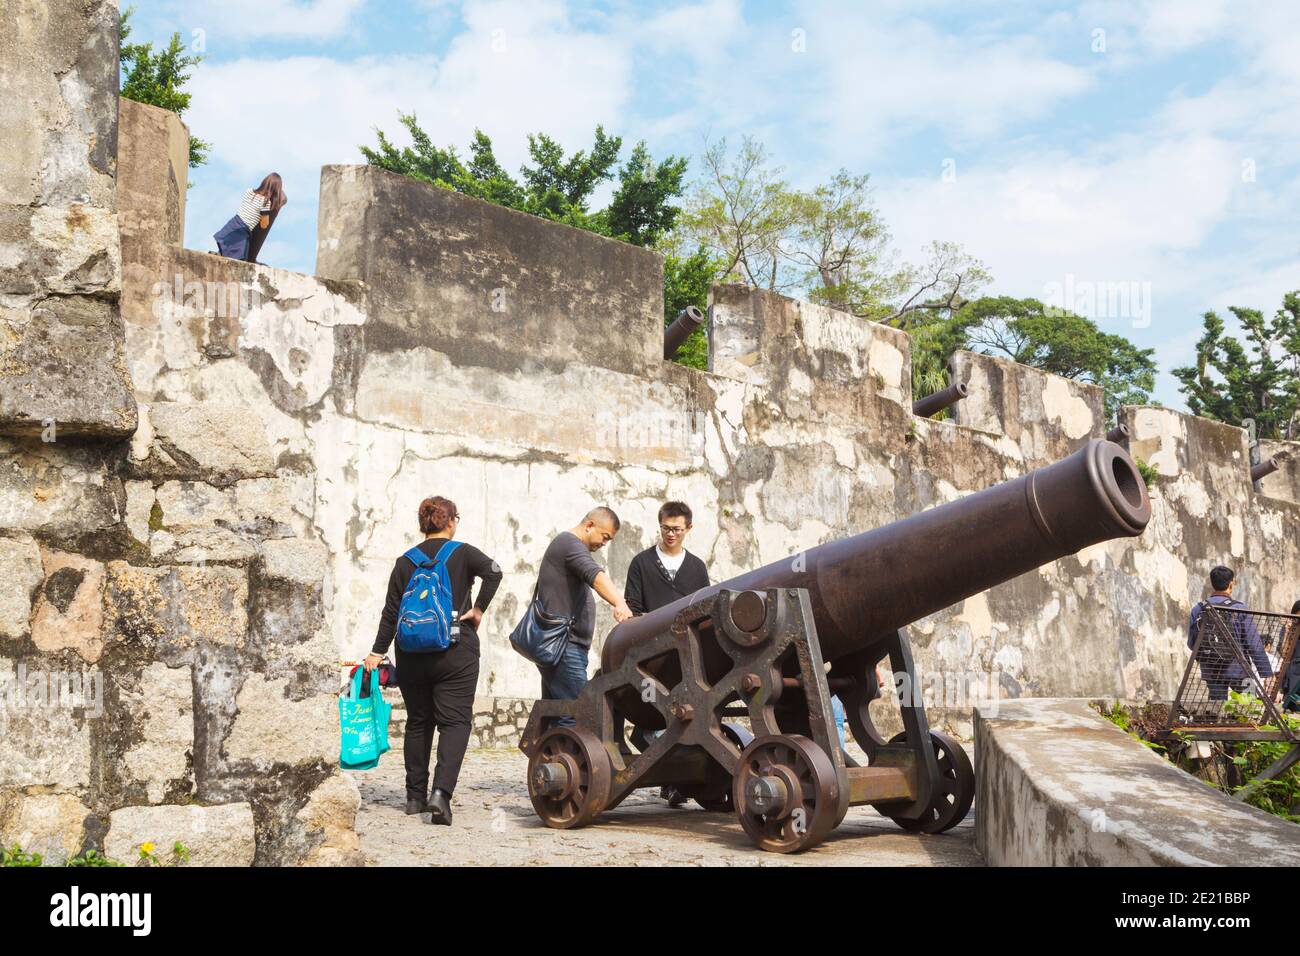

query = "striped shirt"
[237,189,272,230]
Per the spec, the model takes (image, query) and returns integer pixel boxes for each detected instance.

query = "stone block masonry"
[0,8,359,867]
[0,0,135,438]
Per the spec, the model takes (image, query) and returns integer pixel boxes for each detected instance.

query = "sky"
[126,0,1300,409]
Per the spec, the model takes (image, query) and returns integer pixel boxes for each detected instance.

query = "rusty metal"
[912,381,968,418]
[1106,423,1130,444]
[520,439,1150,852]
[882,730,973,832]
[525,727,611,828]
[664,305,705,360]
[1251,457,1280,482]
[604,439,1149,675]
[734,735,839,853]
[729,589,767,632]
[846,765,915,804]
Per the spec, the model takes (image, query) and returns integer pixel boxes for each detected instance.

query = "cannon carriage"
[520,439,1151,852]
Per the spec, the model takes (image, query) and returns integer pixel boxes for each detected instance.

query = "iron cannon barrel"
[602,439,1150,672]
[912,381,968,419]
[1251,457,1279,482]
[663,305,706,360]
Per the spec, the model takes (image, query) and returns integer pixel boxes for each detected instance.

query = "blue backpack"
[396,541,464,652]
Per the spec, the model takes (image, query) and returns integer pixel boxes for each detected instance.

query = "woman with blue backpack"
[365,495,502,825]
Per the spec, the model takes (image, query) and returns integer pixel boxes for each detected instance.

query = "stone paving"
[353,747,981,867]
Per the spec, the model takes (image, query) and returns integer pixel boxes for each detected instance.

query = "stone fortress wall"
[1,0,1297,864]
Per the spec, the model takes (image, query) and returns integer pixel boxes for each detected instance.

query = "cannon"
[520,439,1151,852]
[1105,423,1130,444]
[1251,457,1280,483]
[663,305,706,360]
[912,380,968,418]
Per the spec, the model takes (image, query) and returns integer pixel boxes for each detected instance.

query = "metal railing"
[1164,605,1299,742]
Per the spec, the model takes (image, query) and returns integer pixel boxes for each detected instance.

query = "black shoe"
[660,786,688,808]
[427,788,452,826]
[405,797,428,815]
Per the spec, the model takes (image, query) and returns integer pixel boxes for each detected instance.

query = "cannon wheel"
[527,727,612,829]
[733,734,837,853]
[690,723,754,812]
[883,730,974,834]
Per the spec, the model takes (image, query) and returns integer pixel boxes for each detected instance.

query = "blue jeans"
[538,641,589,729]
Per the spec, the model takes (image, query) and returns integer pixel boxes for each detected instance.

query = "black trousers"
[396,631,480,799]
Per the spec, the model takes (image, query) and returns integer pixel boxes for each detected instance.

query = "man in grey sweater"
[535,506,633,727]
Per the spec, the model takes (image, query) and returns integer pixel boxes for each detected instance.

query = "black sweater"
[624,547,710,615]
[372,538,503,654]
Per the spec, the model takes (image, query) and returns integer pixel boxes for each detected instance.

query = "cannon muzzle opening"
[664,305,706,360]
[912,381,968,419]
[1105,423,1130,444]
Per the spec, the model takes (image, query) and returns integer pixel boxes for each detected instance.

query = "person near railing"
[1187,565,1274,700]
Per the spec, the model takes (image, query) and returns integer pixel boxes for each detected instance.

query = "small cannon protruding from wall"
[663,305,706,360]
[521,439,1151,852]
[1106,423,1130,444]
[912,380,968,419]
[1251,457,1280,483]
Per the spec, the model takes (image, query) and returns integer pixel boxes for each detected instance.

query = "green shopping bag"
[339,667,392,770]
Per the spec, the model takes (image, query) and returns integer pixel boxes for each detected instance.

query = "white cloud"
[187,4,634,183]
[880,135,1239,289]
[636,0,745,62]
[1140,0,1230,53]
[184,0,634,268]
[176,0,369,42]
[800,7,1094,153]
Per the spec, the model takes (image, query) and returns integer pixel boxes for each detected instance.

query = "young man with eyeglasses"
[624,501,711,806]
[624,501,710,617]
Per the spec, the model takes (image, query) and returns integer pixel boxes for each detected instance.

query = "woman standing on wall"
[213,173,286,262]
[364,496,503,825]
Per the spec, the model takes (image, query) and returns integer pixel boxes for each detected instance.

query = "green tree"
[119,7,209,168]
[681,139,987,334]
[1173,294,1300,439]
[600,143,689,247]
[913,296,1156,418]
[359,113,474,191]
[518,128,621,226]
[362,116,689,245]
[363,116,700,365]
[661,245,721,370]
[788,170,892,315]
[877,242,989,329]
[681,136,800,291]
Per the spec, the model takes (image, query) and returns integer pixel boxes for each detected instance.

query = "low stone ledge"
[975,697,1300,866]
[104,802,255,866]
[388,695,534,749]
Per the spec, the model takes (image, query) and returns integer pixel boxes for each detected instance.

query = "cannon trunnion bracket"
[519,586,974,853]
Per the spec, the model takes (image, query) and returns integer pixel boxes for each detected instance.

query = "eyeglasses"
[659,525,687,536]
